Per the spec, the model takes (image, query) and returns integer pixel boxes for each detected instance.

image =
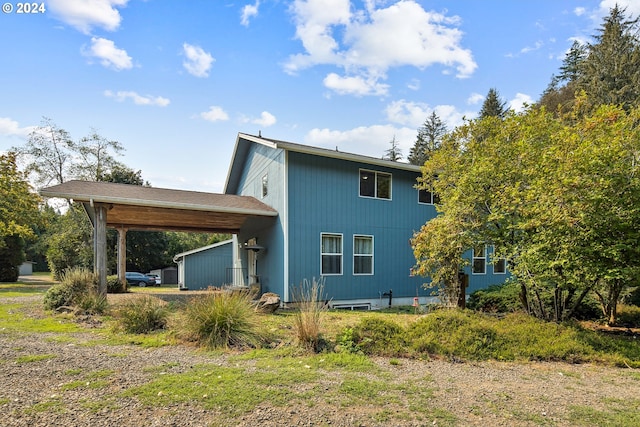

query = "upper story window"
[321,233,342,275]
[492,246,507,274]
[261,174,268,198]
[472,245,486,275]
[418,188,440,205]
[359,169,391,200]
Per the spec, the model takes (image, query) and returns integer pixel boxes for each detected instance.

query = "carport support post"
[117,227,127,290]
[94,203,108,295]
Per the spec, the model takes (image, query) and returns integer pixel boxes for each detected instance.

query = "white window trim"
[417,188,434,205]
[320,232,343,276]
[353,234,374,276]
[491,245,507,275]
[472,245,487,275]
[359,168,392,201]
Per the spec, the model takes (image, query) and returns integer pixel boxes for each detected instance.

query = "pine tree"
[478,88,507,119]
[408,112,447,166]
[577,5,640,111]
[383,135,403,162]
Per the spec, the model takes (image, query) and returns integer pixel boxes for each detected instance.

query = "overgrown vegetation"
[43,267,106,314]
[113,296,169,333]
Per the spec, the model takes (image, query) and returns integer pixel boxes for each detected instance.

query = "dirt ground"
[2,281,640,426]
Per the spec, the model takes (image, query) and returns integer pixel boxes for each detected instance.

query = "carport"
[39,180,278,293]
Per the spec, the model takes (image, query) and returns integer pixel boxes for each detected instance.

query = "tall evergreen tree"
[557,40,588,84]
[577,5,640,111]
[408,111,447,166]
[383,135,403,162]
[478,88,507,119]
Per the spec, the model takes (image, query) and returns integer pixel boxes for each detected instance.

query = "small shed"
[149,267,178,285]
[19,261,36,276]
[173,240,234,290]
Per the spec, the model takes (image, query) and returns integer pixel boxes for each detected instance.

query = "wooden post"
[117,227,127,290]
[94,204,108,295]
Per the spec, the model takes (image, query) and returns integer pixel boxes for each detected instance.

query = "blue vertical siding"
[183,242,232,290]
[286,151,433,302]
[235,142,286,296]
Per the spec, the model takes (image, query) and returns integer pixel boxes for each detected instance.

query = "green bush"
[346,317,407,357]
[77,292,109,315]
[178,291,261,349]
[467,282,522,313]
[615,305,640,328]
[43,267,97,311]
[107,275,126,294]
[115,296,169,333]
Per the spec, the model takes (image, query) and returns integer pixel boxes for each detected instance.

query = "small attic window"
[262,174,268,198]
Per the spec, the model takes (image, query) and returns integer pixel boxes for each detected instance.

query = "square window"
[359,170,391,200]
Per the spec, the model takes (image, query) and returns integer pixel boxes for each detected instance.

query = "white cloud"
[286,0,476,96]
[0,117,35,139]
[467,92,484,105]
[508,93,533,113]
[520,40,543,54]
[83,37,133,70]
[200,106,229,122]
[104,90,170,106]
[574,7,586,16]
[241,1,260,26]
[182,43,215,78]
[305,124,417,160]
[323,73,389,96]
[48,0,128,34]
[252,111,277,127]
[385,99,471,128]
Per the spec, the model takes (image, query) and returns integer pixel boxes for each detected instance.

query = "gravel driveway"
[2,293,640,426]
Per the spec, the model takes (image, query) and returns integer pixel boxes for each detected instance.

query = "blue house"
[180,132,506,309]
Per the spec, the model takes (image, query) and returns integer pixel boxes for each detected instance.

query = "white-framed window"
[353,235,374,275]
[359,169,391,200]
[472,245,486,275]
[492,246,507,274]
[321,233,342,275]
[261,174,268,198]
[418,188,439,205]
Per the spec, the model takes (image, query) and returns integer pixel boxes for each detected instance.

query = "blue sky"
[1,0,638,193]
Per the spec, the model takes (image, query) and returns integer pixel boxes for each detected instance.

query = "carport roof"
[40,180,278,233]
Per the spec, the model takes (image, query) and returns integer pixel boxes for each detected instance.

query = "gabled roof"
[40,180,277,233]
[173,239,233,261]
[225,133,422,194]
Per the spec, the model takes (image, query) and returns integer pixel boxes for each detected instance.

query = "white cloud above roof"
[252,111,277,127]
[48,0,128,34]
[83,37,133,70]
[104,90,170,107]
[200,106,229,122]
[182,43,215,78]
[286,0,476,96]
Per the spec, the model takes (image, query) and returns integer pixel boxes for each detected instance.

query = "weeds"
[43,267,98,311]
[291,277,328,351]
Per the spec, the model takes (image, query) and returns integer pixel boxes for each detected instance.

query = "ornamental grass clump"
[43,267,98,311]
[292,277,328,352]
[115,296,169,334]
[179,290,261,349]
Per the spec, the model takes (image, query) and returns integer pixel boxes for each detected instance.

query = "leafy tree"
[383,135,403,161]
[72,129,125,181]
[478,88,507,119]
[45,204,93,279]
[0,152,41,281]
[577,5,640,112]
[408,111,447,166]
[412,102,640,325]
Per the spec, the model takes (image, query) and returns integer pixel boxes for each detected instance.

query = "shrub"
[615,304,640,328]
[107,275,126,294]
[178,290,261,349]
[115,296,169,333]
[43,267,97,311]
[346,317,407,357]
[77,292,109,315]
[291,277,328,352]
[467,282,521,313]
